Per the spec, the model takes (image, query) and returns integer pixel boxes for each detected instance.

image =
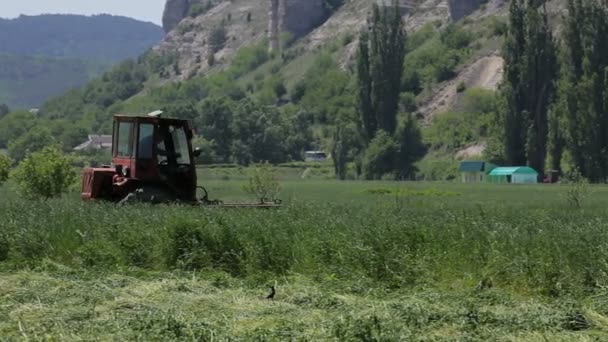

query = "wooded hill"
[0,14,164,108]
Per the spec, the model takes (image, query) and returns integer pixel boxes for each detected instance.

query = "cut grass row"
[1,270,607,340]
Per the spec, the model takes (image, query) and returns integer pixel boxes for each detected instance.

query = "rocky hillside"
[153,0,509,118]
[0,0,578,176]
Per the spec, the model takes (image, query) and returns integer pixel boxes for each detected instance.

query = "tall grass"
[2,182,608,297]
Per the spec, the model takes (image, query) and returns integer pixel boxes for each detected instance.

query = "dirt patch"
[455,143,487,160]
[417,54,504,123]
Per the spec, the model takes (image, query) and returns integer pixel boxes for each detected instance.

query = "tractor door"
[155,123,197,201]
[112,118,135,177]
[134,122,158,180]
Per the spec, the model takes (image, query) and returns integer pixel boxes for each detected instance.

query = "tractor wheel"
[118,187,176,205]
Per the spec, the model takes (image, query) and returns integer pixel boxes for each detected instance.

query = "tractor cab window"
[170,125,191,165]
[115,122,133,157]
[156,124,191,166]
[137,123,154,159]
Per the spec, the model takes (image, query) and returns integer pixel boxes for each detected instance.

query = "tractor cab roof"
[113,114,191,126]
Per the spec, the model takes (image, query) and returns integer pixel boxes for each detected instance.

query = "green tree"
[394,115,426,180]
[13,146,76,198]
[547,106,564,171]
[357,28,375,141]
[362,130,398,180]
[0,110,38,148]
[501,0,556,177]
[357,1,406,139]
[299,53,354,124]
[209,24,227,54]
[332,121,362,180]
[373,1,406,135]
[0,154,10,185]
[196,98,234,163]
[230,100,305,165]
[558,0,608,181]
[355,1,423,180]
[8,126,57,162]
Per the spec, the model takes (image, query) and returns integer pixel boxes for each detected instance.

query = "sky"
[1,0,167,25]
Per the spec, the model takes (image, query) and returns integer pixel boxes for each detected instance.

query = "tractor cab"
[81,113,201,203]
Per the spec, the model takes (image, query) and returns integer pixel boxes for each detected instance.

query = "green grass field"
[1,175,608,340]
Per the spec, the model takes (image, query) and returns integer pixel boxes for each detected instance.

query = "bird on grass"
[266,285,276,301]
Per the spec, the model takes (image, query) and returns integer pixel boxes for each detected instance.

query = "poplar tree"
[353,0,423,179]
[559,0,608,182]
[501,0,556,176]
[357,29,375,142]
[357,0,406,139]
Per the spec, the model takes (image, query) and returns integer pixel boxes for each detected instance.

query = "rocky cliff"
[269,0,329,52]
[162,0,193,32]
[164,0,329,36]
[447,0,486,21]
[281,0,329,38]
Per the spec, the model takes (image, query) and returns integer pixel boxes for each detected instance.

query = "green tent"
[488,167,539,184]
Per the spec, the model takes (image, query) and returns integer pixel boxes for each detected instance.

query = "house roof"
[73,135,112,151]
[489,167,538,176]
[459,161,485,172]
[88,135,112,146]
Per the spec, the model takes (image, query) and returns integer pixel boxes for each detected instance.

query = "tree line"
[498,0,608,182]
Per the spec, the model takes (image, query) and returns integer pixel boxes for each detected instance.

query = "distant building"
[459,160,496,183]
[74,135,112,151]
[488,167,539,184]
[28,108,40,114]
[305,151,327,162]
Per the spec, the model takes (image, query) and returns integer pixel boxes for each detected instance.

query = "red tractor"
[81,112,279,207]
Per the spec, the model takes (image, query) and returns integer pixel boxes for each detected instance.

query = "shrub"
[399,92,418,112]
[0,153,9,185]
[209,24,227,53]
[8,126,56,163]
[462,87,498,114]
[487,17,508,37]
[242,164,281,202]
[362,131,398,180]
[456,81,467,93]
[564,168,590,209]
[12,146,77,199]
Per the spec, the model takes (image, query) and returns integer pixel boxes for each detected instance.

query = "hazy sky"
[2,0,167,25]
